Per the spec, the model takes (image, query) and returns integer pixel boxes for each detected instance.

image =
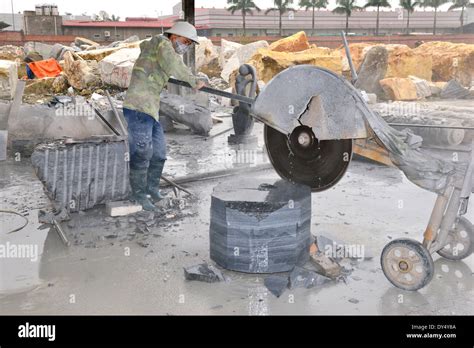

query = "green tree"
[421,0,449,34]
[400,0,420,33]
[299,0,329,36]
[226,0,261,37]
[332,0,363,33]
[449,0,474,33]
[364,0,391,35]
[265,0,297,36]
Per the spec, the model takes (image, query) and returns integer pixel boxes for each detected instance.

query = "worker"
[123,21,205,211]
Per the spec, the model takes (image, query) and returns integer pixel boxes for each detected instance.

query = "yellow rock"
[268,31,310,52]
[245,47,342,84]
[342,43,432,81]
[383,44,432,81]
[380,77,418,101]
[414,41,474,86]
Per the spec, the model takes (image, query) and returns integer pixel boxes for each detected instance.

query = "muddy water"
[0,116,473,315]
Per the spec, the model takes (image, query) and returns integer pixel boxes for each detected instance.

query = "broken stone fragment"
[268,31,310,52]
[354,46,388,99]
[440,79,470,99]
[0,59,18,100]
[99,48,140,88]
[264,275,289,298]
[63,51,101,91]
[106,201,142,217]
[379,77,418,101]
[196,36,219,72]
[309,253,343,279]
[408,75,432,99]
[159,90,213,136]
[316,234,373,261]
[184,263,225,283]
[289,266,331,289]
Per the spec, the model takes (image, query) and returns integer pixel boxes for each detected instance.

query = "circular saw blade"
[264,125,353,192]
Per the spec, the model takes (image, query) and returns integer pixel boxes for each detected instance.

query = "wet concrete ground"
[0,117,473,315]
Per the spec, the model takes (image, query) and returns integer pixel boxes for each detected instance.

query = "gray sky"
[0,0,452,18]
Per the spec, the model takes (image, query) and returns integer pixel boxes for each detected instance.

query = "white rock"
[221,40,269,82]
[219,39,242,69]
[99,48,140,88]
[0,60,18,100]
[196,36,218,71]
[409,75,432,99]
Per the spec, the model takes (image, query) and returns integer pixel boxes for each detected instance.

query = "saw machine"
[169,45,472,292]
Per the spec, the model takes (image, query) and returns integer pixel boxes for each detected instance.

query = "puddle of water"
[0,210,49,294]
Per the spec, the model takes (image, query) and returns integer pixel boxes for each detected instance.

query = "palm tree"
[227,0,261,37]
[265,0,297,36]
[299,0,329,36]
[332,0,363,33]
[449,0,474,33]
[364,0,391,35]
[421,0,449,34]
[400,0,420,33]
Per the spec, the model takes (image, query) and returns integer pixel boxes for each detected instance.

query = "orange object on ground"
[27,58,62,78]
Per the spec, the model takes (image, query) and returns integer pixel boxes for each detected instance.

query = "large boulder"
[380,77,418,101]
[196,36,218,71]
[219,39,242,69]
[409,75,432,99]
[221,40,269,82]
[268,31,310,52]
[415,41,474,86]
[99,48,140,88]
[245,47,342,83]
[77,41,141,62]
[63,51,101,91]
[355,45,388,99]
[343,43,432,81]
[0,60,18,100]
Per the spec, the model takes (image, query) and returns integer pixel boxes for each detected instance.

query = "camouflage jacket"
[123,35,197,120]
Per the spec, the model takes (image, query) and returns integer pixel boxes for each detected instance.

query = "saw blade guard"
[254,65,369,192]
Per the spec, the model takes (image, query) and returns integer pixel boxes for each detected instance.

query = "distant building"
[1,3,472,43]
[23,4,63,35]
[62,16,179,42]
[191,6,474,37]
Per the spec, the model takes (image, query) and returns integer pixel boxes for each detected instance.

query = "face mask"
[174,40,190,55]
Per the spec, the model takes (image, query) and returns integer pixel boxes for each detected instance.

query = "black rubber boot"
[147,160,165,202]
[129,169,157,211]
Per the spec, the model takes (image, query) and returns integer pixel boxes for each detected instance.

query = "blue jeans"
[123,108,167,171]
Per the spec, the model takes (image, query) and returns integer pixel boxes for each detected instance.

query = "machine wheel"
[437,216,473,261]
[381,239,434,291]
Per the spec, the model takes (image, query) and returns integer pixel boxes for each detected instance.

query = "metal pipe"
[160,163,273,186]
[105,90,128,136]
[341,31,358,84]
[53,219,71,247]
[388,123,474,130]
[422,185,453,250]
[161,176,194,197]
[168,78,255,105]
[430,187,463,253]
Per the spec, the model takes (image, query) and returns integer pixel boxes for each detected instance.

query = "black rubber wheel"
[381,238,434,291]
[437,216,473,261]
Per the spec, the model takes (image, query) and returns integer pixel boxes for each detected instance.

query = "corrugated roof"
[62,17,177,28]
